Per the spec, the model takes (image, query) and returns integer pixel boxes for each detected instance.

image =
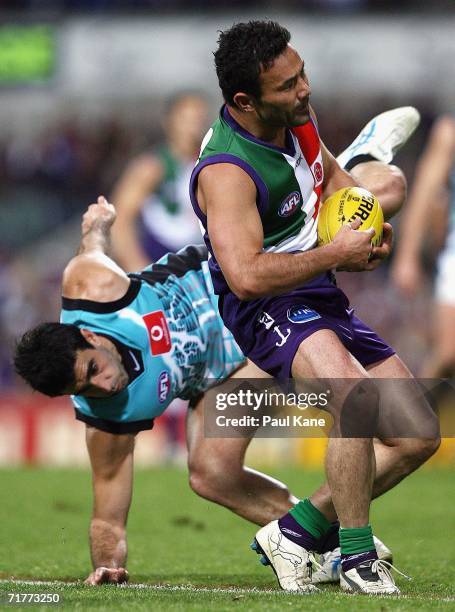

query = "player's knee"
[374,164,407,217]
[338,379,380,437]
[396,436,441,466]
[383,165,407,214]
[413,436,441,462]
[188,464,219,501]
[188,455,239,501]
[188,469,214,501]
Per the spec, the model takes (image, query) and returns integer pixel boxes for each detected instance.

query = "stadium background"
[1,1,454,468]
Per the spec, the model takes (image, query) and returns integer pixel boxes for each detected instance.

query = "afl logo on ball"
[279,191,301,217]
[287,305,321,324]
[158,371,171,403]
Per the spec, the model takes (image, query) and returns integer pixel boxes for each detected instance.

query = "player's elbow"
[229,277,263,301]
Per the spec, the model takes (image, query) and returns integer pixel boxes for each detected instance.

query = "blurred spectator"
[391,115,455,377]
[110,92,209,270]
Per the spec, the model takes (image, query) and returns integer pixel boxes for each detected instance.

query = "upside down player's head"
[214,20,311,128]
[14,323,129,398]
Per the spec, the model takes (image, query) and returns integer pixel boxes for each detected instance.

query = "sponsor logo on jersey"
[279,191,301,217]
[158,370,171,403]
[287,305,321,324]
[143,310,172,355]
[311,160,323,185]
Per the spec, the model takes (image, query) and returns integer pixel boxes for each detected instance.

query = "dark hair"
[14,323,91,397]
[214,21,291,106]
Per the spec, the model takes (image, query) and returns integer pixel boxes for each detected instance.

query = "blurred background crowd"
[0,1,454,464]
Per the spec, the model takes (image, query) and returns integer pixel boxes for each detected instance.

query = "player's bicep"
[86,427,135,524]
[62,254,130,301]
[198,164,264,293]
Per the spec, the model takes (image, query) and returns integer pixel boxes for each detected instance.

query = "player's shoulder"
[62,253,130,302]
[197,161,256,204]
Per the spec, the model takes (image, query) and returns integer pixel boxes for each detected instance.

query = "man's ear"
[232,92,256,113]
[80,328,100,347]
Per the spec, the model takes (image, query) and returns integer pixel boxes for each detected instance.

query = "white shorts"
[435,250,455,305]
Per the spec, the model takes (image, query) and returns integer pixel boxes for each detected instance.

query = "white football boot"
[336,106,420,167]
[251,520,320,593]
[340,558,410,595]
[312,535,392,584]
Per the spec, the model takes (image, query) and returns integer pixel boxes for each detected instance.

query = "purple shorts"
[219,273,395,379]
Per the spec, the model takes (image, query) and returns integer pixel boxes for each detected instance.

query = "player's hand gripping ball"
[317,187,384,247]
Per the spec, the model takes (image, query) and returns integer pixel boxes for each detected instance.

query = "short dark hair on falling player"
[14,322,91,397]
[214,20,291,106]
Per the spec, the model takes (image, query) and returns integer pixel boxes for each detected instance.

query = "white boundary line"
[1,579,454,602]
[0,579,279,596]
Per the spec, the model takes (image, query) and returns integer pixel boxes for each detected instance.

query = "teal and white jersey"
[61,245,245,434]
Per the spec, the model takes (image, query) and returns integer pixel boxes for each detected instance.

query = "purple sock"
[278,513,318,550]
[316,521,340,554]
[341,550,378,572]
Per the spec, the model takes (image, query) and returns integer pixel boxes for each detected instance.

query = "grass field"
[0,466,454,610]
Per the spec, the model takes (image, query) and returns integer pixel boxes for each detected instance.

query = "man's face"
[253,45,311,128]
[168,96,209,148]
[69,345,129,398]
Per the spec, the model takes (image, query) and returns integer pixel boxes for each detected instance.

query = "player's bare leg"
[337,106,421,219]
[350,161,406,220]
[290,331,375,527]
[253,331,381,593]
[187,402,297,525]
[187,359,297,525]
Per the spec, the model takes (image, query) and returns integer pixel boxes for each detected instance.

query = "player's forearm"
[78,225,111,256]
[231,243,339,300]
[89,518,127,569]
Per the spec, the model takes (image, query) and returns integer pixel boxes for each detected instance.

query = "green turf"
[0,466,454,610]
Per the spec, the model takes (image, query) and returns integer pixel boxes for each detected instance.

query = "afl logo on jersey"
[158,371,171,403]
[143,310,172,355]
[279,191,301,217]
[287,305,321,324]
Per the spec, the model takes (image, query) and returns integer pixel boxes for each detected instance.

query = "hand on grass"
[85,566,129,586]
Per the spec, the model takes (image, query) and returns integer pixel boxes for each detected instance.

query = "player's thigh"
[366,353,412,378]
[230,359,273,379]
[291,329,368,379]
[291,329,381,436]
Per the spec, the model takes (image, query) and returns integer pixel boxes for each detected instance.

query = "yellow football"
[317,187,384,247]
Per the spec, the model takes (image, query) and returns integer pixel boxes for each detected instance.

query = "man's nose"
[93,373,113,392]
[297,78,311,99]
